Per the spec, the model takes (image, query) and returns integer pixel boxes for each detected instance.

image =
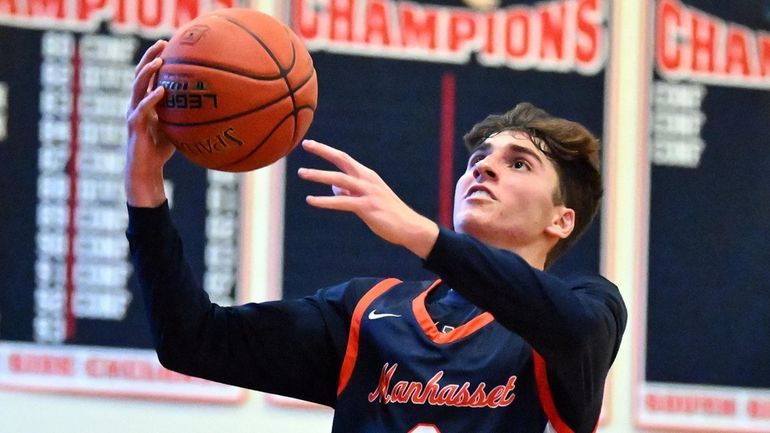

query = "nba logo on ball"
[156,8,318,172]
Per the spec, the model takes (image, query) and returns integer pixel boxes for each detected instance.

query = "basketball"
[155,8,317,172]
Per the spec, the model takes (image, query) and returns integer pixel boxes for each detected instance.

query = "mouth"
[465,185,496,200]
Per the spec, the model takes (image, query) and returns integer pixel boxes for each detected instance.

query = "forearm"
[126,203,342,402]
[125,166,167,207]
[397,214,440,259]
[127,202,216,369]
[423,228,623,361]
[424,228,626,432]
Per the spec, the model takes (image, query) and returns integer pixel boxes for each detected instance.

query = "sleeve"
[423,227,627,431]
[126,202,371,407]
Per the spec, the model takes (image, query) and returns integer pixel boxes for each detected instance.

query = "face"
[453,130,573,254]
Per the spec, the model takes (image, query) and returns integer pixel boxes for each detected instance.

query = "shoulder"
[310,277,427,314]
[582,275,623,306]
[562,274,623,303]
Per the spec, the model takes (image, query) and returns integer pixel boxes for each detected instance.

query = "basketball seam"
[165,11,316,171]
[212,13,303,143]
[161,58,285,81]
[212,14,297,77]
[215,103,315,171]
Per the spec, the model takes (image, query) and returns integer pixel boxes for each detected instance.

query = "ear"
[545,206,575,240]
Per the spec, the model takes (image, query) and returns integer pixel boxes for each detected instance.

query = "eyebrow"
[472,141,545,167]
[508,143,544,166]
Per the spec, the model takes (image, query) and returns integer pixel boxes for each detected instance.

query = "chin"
[453,215,488,238]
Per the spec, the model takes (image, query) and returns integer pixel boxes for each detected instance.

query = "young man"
[126,41,626,433]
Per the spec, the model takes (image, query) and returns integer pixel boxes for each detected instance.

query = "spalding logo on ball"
[156,8,318,172]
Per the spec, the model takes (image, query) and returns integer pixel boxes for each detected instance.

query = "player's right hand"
[125,40,175,207]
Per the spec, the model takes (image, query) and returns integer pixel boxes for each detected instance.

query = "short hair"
[462,102,602,268]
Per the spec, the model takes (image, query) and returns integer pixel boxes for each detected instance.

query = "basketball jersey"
[332,278,557,433]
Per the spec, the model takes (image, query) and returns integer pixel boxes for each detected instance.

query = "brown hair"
[462,102,602,268]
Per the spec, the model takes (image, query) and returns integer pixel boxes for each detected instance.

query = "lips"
[465,185,496,200]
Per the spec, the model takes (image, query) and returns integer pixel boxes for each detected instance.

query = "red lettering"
[539,2,566,60]
[748,399,770,419]
[656,0,683,73]
[293,0,319,40]
[421,371,443,404]
[646,393,736,416]
[8,353,74,376]
[173,0,199,28]
[403,382,422,403]
[85,357,206,383]
[447,10,477,52]
[138,0,162,27]
[482,13,495,55]
[368,363,398,403]
[725,26,752,76]
[496,376,517,407]
[467,382,487,406]
[436,383,457,404]
[448,382,471,405]
[575,0,601,66]
[367,363,516,409]
[26,0,65,19]
[390,380,408,403]
[690,11,717,73]
[364,0,391,45]
[77,0,104,20]
[398,3,437,50]
[0,0,18,14]
[486,384,505,408]
[330,0,355,42]
[112,0,128,25]
[505,8,530,59]
[760,35,770,76]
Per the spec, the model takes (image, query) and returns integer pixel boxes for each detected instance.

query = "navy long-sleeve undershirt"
[127,201,626,432]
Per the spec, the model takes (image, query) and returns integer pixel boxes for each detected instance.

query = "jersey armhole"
[533,350,597,433]
[336,278,402,396]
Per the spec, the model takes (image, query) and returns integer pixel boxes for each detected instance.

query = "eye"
[467,153,485,168]
[511,159,530,170]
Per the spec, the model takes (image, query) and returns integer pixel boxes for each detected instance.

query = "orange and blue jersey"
[127,202,626,433]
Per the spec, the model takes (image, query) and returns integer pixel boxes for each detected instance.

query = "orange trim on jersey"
[412,280,495,344]
[533,350,598,433]
[336,278,402,396]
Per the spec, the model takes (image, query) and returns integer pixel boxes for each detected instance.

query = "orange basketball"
[156,8,317,172]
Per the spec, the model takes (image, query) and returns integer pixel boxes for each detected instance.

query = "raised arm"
[124,43,346,405]
[126,203,348,404]
[124,40,174,208]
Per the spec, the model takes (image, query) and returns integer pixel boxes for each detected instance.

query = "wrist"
[125,167,167,207]
[402,216,440,260]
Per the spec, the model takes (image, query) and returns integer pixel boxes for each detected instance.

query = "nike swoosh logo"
[368,309,402,320]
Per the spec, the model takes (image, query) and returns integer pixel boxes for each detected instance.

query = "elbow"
[154,335,195,374]
[566,314,620,366]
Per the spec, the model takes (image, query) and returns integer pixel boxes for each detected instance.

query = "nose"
[473,158,497,181]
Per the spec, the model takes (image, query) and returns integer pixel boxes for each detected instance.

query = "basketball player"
[126,41,626,433]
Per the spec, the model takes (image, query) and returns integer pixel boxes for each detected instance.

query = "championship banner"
[281,0,608,300]
[640,0,770,430]
[0,0,245,402]
[277,0,609,413]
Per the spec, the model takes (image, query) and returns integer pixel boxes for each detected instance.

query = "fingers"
[129,41,167,112]
[297,167,360,195]
[135,40,167,75]
[305,194,359,212]
[301,140,365,176]
[133,86,165,121]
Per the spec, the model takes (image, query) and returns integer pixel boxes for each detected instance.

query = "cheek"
[453,174,470,207]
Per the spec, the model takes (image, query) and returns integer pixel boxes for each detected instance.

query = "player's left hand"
[298,140,439,259]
